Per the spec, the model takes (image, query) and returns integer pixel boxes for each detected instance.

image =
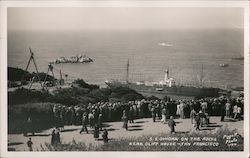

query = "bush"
[8,67,32,81]
[73,79,99,90]
[109,86,144,102]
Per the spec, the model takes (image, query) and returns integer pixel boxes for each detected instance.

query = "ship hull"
[107,82,220,98]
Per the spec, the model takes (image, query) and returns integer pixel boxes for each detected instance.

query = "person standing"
[27,138,33,151]
[156,103,161,120]
[233,104,238,119]
[225,101,231,118]
[70,106,75,125]
[88,112,94,129]
[220,104,226,122]
[179,102,185,119]
[51,129,56,146]
[195,113,201,130]
[168,116,176,134]
[55,128,61,145]
[176,102,181,118]
[128,107,134,123]
[190,108,196,126]
[98,114,103,131]
[93,124,99,140]
[80,113,88,134]
[122,110,128,130]
[102,129,108,143]
[161,107,167,123]
[237,106,242,121]
[151,106,156,122]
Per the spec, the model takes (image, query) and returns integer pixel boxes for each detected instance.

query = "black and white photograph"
[0,1,249,157]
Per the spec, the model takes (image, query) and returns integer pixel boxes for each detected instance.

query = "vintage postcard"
[0,1,249,158]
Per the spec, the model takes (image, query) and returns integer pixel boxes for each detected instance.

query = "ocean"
[7,29,244,88]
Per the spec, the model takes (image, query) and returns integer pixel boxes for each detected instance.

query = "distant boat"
[232,56,244,60]
[158,42,173,47]
[219,63,229,67]
[51,54,93,64]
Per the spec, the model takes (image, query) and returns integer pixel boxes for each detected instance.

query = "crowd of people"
[23,95,244,149]
[50,95,244,129]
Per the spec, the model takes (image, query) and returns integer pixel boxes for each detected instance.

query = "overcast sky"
[8,7,243,31]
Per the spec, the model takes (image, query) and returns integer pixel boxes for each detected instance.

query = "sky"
[7,7,244,31]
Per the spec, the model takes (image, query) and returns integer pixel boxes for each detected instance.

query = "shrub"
[73,79,99,90]
[109,86,144,102]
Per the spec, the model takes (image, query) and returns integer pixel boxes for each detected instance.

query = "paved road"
[8,116,243,151]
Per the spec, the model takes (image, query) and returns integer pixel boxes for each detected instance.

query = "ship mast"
[126,59,129,83]
[200,64,204,87]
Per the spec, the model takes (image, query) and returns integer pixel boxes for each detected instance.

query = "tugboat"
[51,54,93,64]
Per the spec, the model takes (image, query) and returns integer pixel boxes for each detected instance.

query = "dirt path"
[8,116,243,151]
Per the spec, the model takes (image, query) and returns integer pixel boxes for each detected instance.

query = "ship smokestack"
[165,69,169,82]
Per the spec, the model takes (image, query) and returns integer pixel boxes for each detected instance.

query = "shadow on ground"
[128,128,143,131]
[207,124,222,128]
[106,128,118,131]
[175,131,189,134]
[102,123,113,128]
[61,128,80,133]
[135,121,149,124]
[129,125,142,128]
[200,127,215,131]
[8,142,24,146]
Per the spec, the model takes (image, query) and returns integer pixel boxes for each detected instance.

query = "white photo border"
[0,1,249,158]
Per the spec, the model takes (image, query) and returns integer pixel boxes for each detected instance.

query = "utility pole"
[43,64,56,89]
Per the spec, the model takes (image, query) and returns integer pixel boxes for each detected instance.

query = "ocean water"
[7,29,244,88]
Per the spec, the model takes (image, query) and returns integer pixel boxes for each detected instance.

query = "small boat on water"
[51,54,93,64]
[219,63,229,67]
[158,42,173,47]
[231,56,244,60]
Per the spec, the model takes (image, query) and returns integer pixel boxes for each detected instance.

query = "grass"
[8,102,56,134]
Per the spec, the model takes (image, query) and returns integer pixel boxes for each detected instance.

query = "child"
[27,138,33,151]
[102,129,108,143]
[168,116,176,134]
